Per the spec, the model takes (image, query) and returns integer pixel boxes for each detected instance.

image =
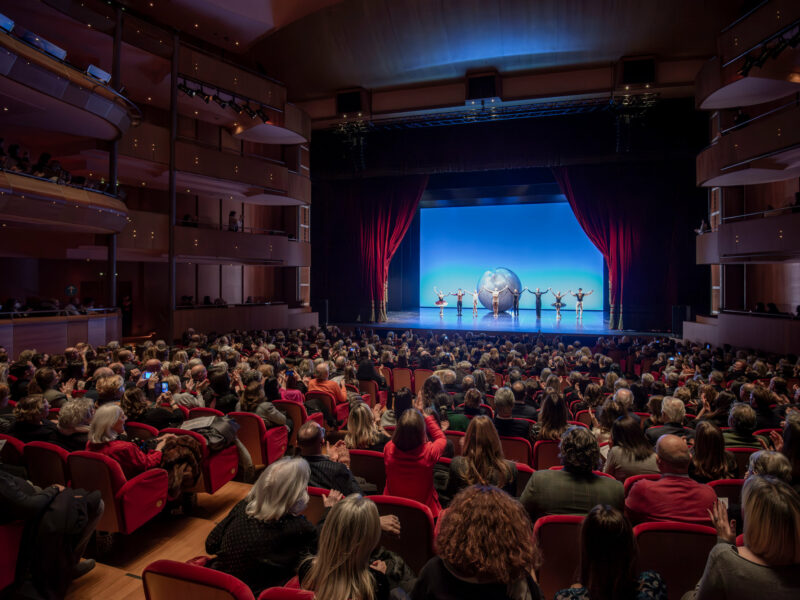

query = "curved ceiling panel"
[233,122,307,144]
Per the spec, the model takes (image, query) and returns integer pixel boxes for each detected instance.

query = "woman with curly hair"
[9,394,58,443]
[556,505,666,600]
[446,416,517,497]
[345,402,390,452]
[689,421,737,483]
[412,485,542,599]
[238,380,289,431]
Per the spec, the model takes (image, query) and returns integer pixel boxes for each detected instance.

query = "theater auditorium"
[0,1,799,599]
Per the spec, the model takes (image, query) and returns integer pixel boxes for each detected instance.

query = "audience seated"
[684,475,800,599]
[521,426,624,522]
[238,380,290,432]
[749,386,781,430]
[446,415,517,498]
[121,386,184,431]
[298,421,362,495]
[206,457,343,595]
[625,434,717,525]
[689,421,738,483]
[604,414,659,481]
[345,402,391,452]
[55,397,95,451]
[299,494,391,600]
[644,397,694,444]
[555,505,667,600]
[412,485,543,600]
[535,391,570,442]
[9,394,58,443]
[384,405,447,517]
[723,404,767,448]
[35,366,68,409]
[493,387,535,442]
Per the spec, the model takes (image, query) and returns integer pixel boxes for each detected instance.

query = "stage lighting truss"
[738,24,800,77]
[176,76,274,124]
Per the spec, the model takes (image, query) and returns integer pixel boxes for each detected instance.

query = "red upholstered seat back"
[371,495,435,575]
[708,478,744,508]
[273,400,308,448]
[391,368,413,392]
[188,407,224,419]
[533,440,560,470]
[303,486,328,526]
[624,473,662,496]
[126,422,159,441]
[728,447,759,476]
[444,430,465,455]
[229,412,268,468]
[68,450,127,533]
[516,462,534,497]
[258,588,314,600]
[413,369,433,395]
[24,441,70,488]
[499,436,533,465]
[0,521,25,592]
[142,559,255,600]
[634,522,718,600]
[357,380,378,407]
[349,449,387,491]
[0,434,24,465]
[533,514,583,600]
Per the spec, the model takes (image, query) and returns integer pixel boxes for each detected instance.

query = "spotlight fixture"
[200,88,212,103]
[228,100,244,114]
[177,81,197,97]
[243,104,257,119]
[212,94,227,109]
[256,108,271,124]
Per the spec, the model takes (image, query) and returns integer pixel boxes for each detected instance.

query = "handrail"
[721,17,800,68]
[0,28,142,122]
[721,206,798,222]
[0,166,121,201]
[0,308,119,320]
[176,218,286,236]
[720,309,797,320]
[176,302,287,309]
[718,97,799,136]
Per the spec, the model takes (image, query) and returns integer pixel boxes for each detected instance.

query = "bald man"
[307,363,347,405]
[625,434,717,526]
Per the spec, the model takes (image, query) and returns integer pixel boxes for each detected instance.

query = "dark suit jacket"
[520,469,624,522]
[645,423,695,445]
[357,360,385,387]
[303,455,362,496]
[511,402,538,420]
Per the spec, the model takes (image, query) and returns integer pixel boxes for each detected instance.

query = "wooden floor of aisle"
[65,482,251,600]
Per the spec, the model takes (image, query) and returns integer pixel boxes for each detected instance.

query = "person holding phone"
[121,385,184,430]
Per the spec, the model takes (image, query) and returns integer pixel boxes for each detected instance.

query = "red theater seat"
[634,522,718,600]
[499,436,533,465]
[727,447,760,476]
[229,412,288,470]
[159,428,239,494]
[273,400,324,449]
[0,434,24,466]
[413,369,433,395]
[358,380,387,407]
[708,478,744,507]
[68,451,168,535]
[624,473,661,496]
[516,462,534,497]
[258,588,314,600]
[302,486,329,526]
[444,430,465,455]
[391,368,413,392]
[574,409,592,427]
[532,440,560,470]
[0,521,25,594]
[534,514,583,600]
[142,559,255,600]
[188,407,224,419]
[126,421,159,441]
[348,449,386,491]
[371,495,435,575]
[305,390,349,426]
[24,441,70,488]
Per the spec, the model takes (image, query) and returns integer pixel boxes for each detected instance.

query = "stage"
[336,308,668,338]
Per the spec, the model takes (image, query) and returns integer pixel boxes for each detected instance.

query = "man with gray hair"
[613,388,634,411]
[625,434,716,525]
[645,396,694,444]
[723,403,767,448]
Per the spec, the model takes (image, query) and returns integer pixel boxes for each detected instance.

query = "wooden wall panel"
[745,263,800,314]
[221,265,243,305]
[176,263,196,303]
[197,265,220,304]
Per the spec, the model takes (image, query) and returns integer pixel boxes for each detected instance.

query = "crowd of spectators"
[1,326,799,598]
[1,296,98,317]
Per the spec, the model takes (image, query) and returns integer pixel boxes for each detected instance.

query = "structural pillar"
[167,32,179,341]
[107,5,122,309]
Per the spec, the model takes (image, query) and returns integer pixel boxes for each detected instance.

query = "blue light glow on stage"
[419,202,604,311]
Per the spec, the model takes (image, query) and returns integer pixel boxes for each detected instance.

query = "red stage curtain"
[553,163,700,330]
[320,175,428,322]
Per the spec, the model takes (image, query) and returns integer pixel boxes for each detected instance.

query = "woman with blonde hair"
[447,416,517,497]
[412,485,543,599]
[55,397,95,451]
[300,494,389,600]
[206,457,343,595]
[345,402,390,452]
[688,475,800,598]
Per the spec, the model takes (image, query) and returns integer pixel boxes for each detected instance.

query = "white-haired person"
[55,397,95,451]
[684,475,800,599]
[205,457,344,595]
[86,404,174,479]
[300,494,391,600]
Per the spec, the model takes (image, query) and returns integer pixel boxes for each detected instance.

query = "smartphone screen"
[161,382,169,393]
[144,372,153,379]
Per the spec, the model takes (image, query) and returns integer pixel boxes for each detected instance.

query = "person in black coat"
[356,350,386,387]
[8,395,59,444]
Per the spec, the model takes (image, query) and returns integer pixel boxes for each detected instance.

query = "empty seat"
[533,514,583,600]
[142,559,255,600]
[413,369,433,395]
[634,521,718,600]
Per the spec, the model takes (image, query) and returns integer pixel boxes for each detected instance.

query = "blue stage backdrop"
[419,202,604,311]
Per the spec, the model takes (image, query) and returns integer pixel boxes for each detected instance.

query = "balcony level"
[695,210,800,264]
[0,170,127,234]
[0,27,138,140]
[696,0,800,109]
[696,103,800,187]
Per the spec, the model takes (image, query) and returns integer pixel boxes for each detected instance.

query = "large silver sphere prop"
[477,268,521,312]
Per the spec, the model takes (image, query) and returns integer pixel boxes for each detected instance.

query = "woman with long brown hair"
[412,485,542,599]
[446,416,517,497]
[556,505,666,600]
[689,421,737,483]
[604,415,659,482]
[537,392,569,441]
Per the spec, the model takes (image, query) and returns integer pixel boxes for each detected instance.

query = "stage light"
[212,94,227,109]
[256,108,271,124]
[86,64,111,84]
[0,13,15,33]
[243,104,257,119]
[200,89,212,104]
[769,36,788,58]
[229,100,244,114]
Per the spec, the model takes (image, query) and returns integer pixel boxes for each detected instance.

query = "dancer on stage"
[510,287,522,317]
[469,289,479,317]
[550,289,567,320]
[450,288,466,316]
[524,287,551,319]
[570,288,594,319]
[433,286,448,317]
[480,285,508,317]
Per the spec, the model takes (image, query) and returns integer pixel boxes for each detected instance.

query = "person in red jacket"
[383,401,447,517]
[625,434,717,526]
[86,403,173,479]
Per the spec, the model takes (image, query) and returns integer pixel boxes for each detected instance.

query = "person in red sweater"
[86,403,173,479]
[625,434,717,526]
[383,401,447,517]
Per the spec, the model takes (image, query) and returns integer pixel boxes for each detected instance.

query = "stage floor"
[352,308,623,336]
